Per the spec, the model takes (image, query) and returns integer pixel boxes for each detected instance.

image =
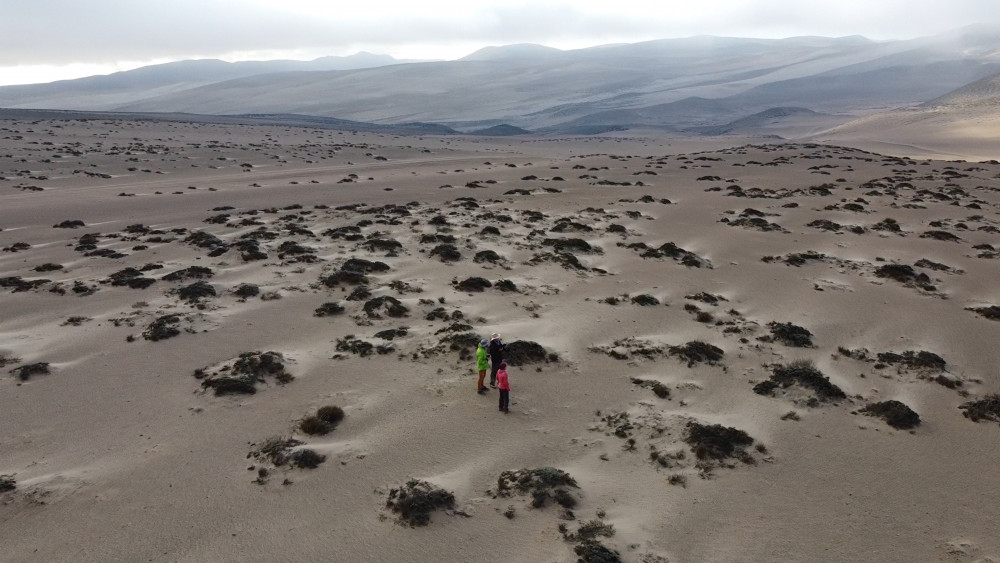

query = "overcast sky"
[1,0,996,86]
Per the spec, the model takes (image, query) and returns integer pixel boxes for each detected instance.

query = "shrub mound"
[630,377,670,399]
[251,436,325,470]
[684,422,754,460]
[11,362,50,381]
[0,474,15,493]
[668,341,724,366]
[496,467,579,509]
[143,314,182,341]
[299,405,345,435]
[314,302,345,317]
[766,322,814,347]
[860,400,921,429]
[454,277,492,292]
[196,351,292,395]
[386,479,456,526]
[505,341,558,365]
[753,360,846,403]
[959,394,1000,423]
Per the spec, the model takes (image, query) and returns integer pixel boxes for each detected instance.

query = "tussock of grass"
[385,479,456,526]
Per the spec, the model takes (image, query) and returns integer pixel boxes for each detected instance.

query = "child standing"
[476,339,489,394]
[497,362,510,413]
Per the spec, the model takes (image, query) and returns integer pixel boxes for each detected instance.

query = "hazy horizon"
[2,0,998,86]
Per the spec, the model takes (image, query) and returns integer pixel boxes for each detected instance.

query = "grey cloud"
[1,0,996,67]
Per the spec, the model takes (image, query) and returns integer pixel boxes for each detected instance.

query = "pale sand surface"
[2,119,1000,562]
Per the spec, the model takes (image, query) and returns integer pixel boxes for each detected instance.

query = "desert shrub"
[299,416,332,435]
[755,360,846,402]
[767,322,814,347]
[573,541,622,563]
[497,467,578,509]
[505,341,556,365]
[317,405,345,425]
[967,306,1000,321]
[0,474,15,492]
[959,394,1000,423]
[363,295,409,318]
[0,353,21,367]
[314,302,345,317]
[494,279,518,292]
[176,281,216,303]
[290,449,326,469]
[10,362,50,381]
[385,479,456,526]
[162,266,213,281]
[454,277,492,292]
[252,436,302,466]
[233,351,292,383]
[336,335,374,357]
[473,250,503,263]
[202,375,257,395]
[630,378,670,399]
[233,283,260,299]
[429,244,461,262]
[669,341,724,366]
[860,400,921,429]
[143,314,181,341]
[876,350,945,370]
[684,422,754,460]
[630,294,660,306]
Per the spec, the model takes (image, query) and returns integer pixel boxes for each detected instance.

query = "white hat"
[491,333,500,340]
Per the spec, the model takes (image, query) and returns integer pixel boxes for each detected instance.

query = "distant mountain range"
[2,25,1000,136]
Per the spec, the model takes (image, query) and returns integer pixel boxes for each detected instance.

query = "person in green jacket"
[476,338,490,394]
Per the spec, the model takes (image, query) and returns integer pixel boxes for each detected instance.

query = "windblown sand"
[2,119,999,562]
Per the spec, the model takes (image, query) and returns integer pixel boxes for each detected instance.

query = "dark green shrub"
[860,400,921,429]
[386,479,456,526]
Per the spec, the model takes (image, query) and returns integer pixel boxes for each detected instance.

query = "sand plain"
[2,118,1000,562]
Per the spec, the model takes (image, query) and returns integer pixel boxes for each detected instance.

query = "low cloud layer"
[1,0,996,68]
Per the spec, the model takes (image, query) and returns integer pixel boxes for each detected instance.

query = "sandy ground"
[2,119,1000,563]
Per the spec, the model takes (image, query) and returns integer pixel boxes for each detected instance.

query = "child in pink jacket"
[497,362,510,413]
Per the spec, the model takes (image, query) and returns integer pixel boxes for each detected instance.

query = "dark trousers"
[490,360,501,385]
[499,390,509,411]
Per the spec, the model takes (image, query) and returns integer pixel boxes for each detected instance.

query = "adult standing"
[476,339,490,394]
[488,333,505,388]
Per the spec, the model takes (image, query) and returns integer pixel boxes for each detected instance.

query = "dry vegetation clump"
[764,322,814,347]
[453,276,492,292]
[668,341,724,366]
[684,422,755,461]
[196,351,292,395]
[250,436,325,469]
[966,305,1000,321]
[0,353,22,367]
[10,362,50,381]
[959,394,1000,423]
[590,338,667,361]
[142,314,182,341]
[385,479,457,526]
[0,474,15,493]
[874,263,935,290]
[496,467,579,509]
[362,295,409,318]
[560,519,621,563]
[314,302,345,317]
[630,294,660,306]
[630,378,670,399]
[176,281,217,303]
[334,335,375,357]
[232,283,260,299]
[162,266,213,281]
[107,267,156,289]
[753,360,846,404]
[505,341,558,365]
[860,400,921,429]
[299,405,345,435]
